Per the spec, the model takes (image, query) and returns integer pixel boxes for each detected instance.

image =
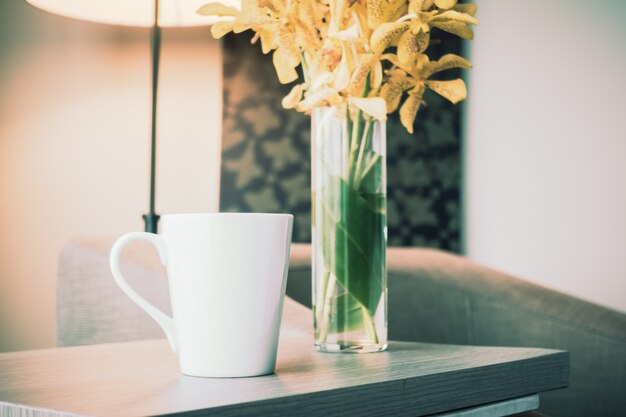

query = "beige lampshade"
[25,0,240,27]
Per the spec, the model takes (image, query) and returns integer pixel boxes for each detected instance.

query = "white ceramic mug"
[109,213,293,378]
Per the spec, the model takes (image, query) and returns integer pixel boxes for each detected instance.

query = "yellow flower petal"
[370,60,384,91]
[454,3,477,16]
[409,0,426,14]
[349,97,388,121]
[432,10,479,25]
[334,55,352,91]
[273,49,299,84]
[311,71,333,91]
[370,21,411,54]
[295,17,322,50]
[258,29,276,54]
[426,79,467,103]
[397,28,429,67]
[277,26,300,67]
[399,86,425,133]
[349,55,375,92]
[329,0,348,34]
[430,20,474,40]
[299,0,318,28]
[416,53,431,69]
[420,53,471,78]
[210,21,235,39]
[380,70,413,112]
[258,0,282,14]
[333,23,362,42]
[296,88,337,112]
[399,97,418,133]
[196,2,239,16]
[232,3,273,33]
[282,84,305,109]
[381,53,414,75]
[434,0,457,10]
[366,0,409,29]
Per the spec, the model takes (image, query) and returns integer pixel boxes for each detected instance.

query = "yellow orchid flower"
[198,0,478,132]
[381,52,471,132]
[393,0,478,68]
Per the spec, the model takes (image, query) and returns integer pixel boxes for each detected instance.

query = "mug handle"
[109,232,179,353]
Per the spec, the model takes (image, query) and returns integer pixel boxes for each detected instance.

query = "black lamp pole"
[143,0,161,233]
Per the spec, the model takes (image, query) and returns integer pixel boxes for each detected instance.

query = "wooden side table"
[0,327,568,417]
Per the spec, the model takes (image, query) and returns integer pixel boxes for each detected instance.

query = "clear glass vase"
[311,107,387,353]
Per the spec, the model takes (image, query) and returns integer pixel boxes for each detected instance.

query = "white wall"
[0,3,222,352]
[466,0,626,312]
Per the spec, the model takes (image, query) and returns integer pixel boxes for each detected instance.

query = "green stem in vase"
[361,305,379,344]
[318,270,336,343]
[354,118,373,189]
[348,74,371,185]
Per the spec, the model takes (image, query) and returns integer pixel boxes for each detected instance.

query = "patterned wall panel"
[220,33,463,252]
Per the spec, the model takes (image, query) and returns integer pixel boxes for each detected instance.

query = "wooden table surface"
[0,327,568,417]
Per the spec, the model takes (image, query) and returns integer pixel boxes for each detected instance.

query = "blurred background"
[0,0,625,353]
[0,0,224,352]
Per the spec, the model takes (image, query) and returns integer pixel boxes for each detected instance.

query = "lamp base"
[143,213,160,234]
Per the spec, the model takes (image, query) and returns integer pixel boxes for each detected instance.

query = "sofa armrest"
[59,240,625,417]
[287,245,626,417]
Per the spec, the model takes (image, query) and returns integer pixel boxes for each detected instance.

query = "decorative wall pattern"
[220,34,463,252]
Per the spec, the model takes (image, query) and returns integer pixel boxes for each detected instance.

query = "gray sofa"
[57,238,626,417]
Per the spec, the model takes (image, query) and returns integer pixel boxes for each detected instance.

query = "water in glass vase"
[311,107,387,353]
